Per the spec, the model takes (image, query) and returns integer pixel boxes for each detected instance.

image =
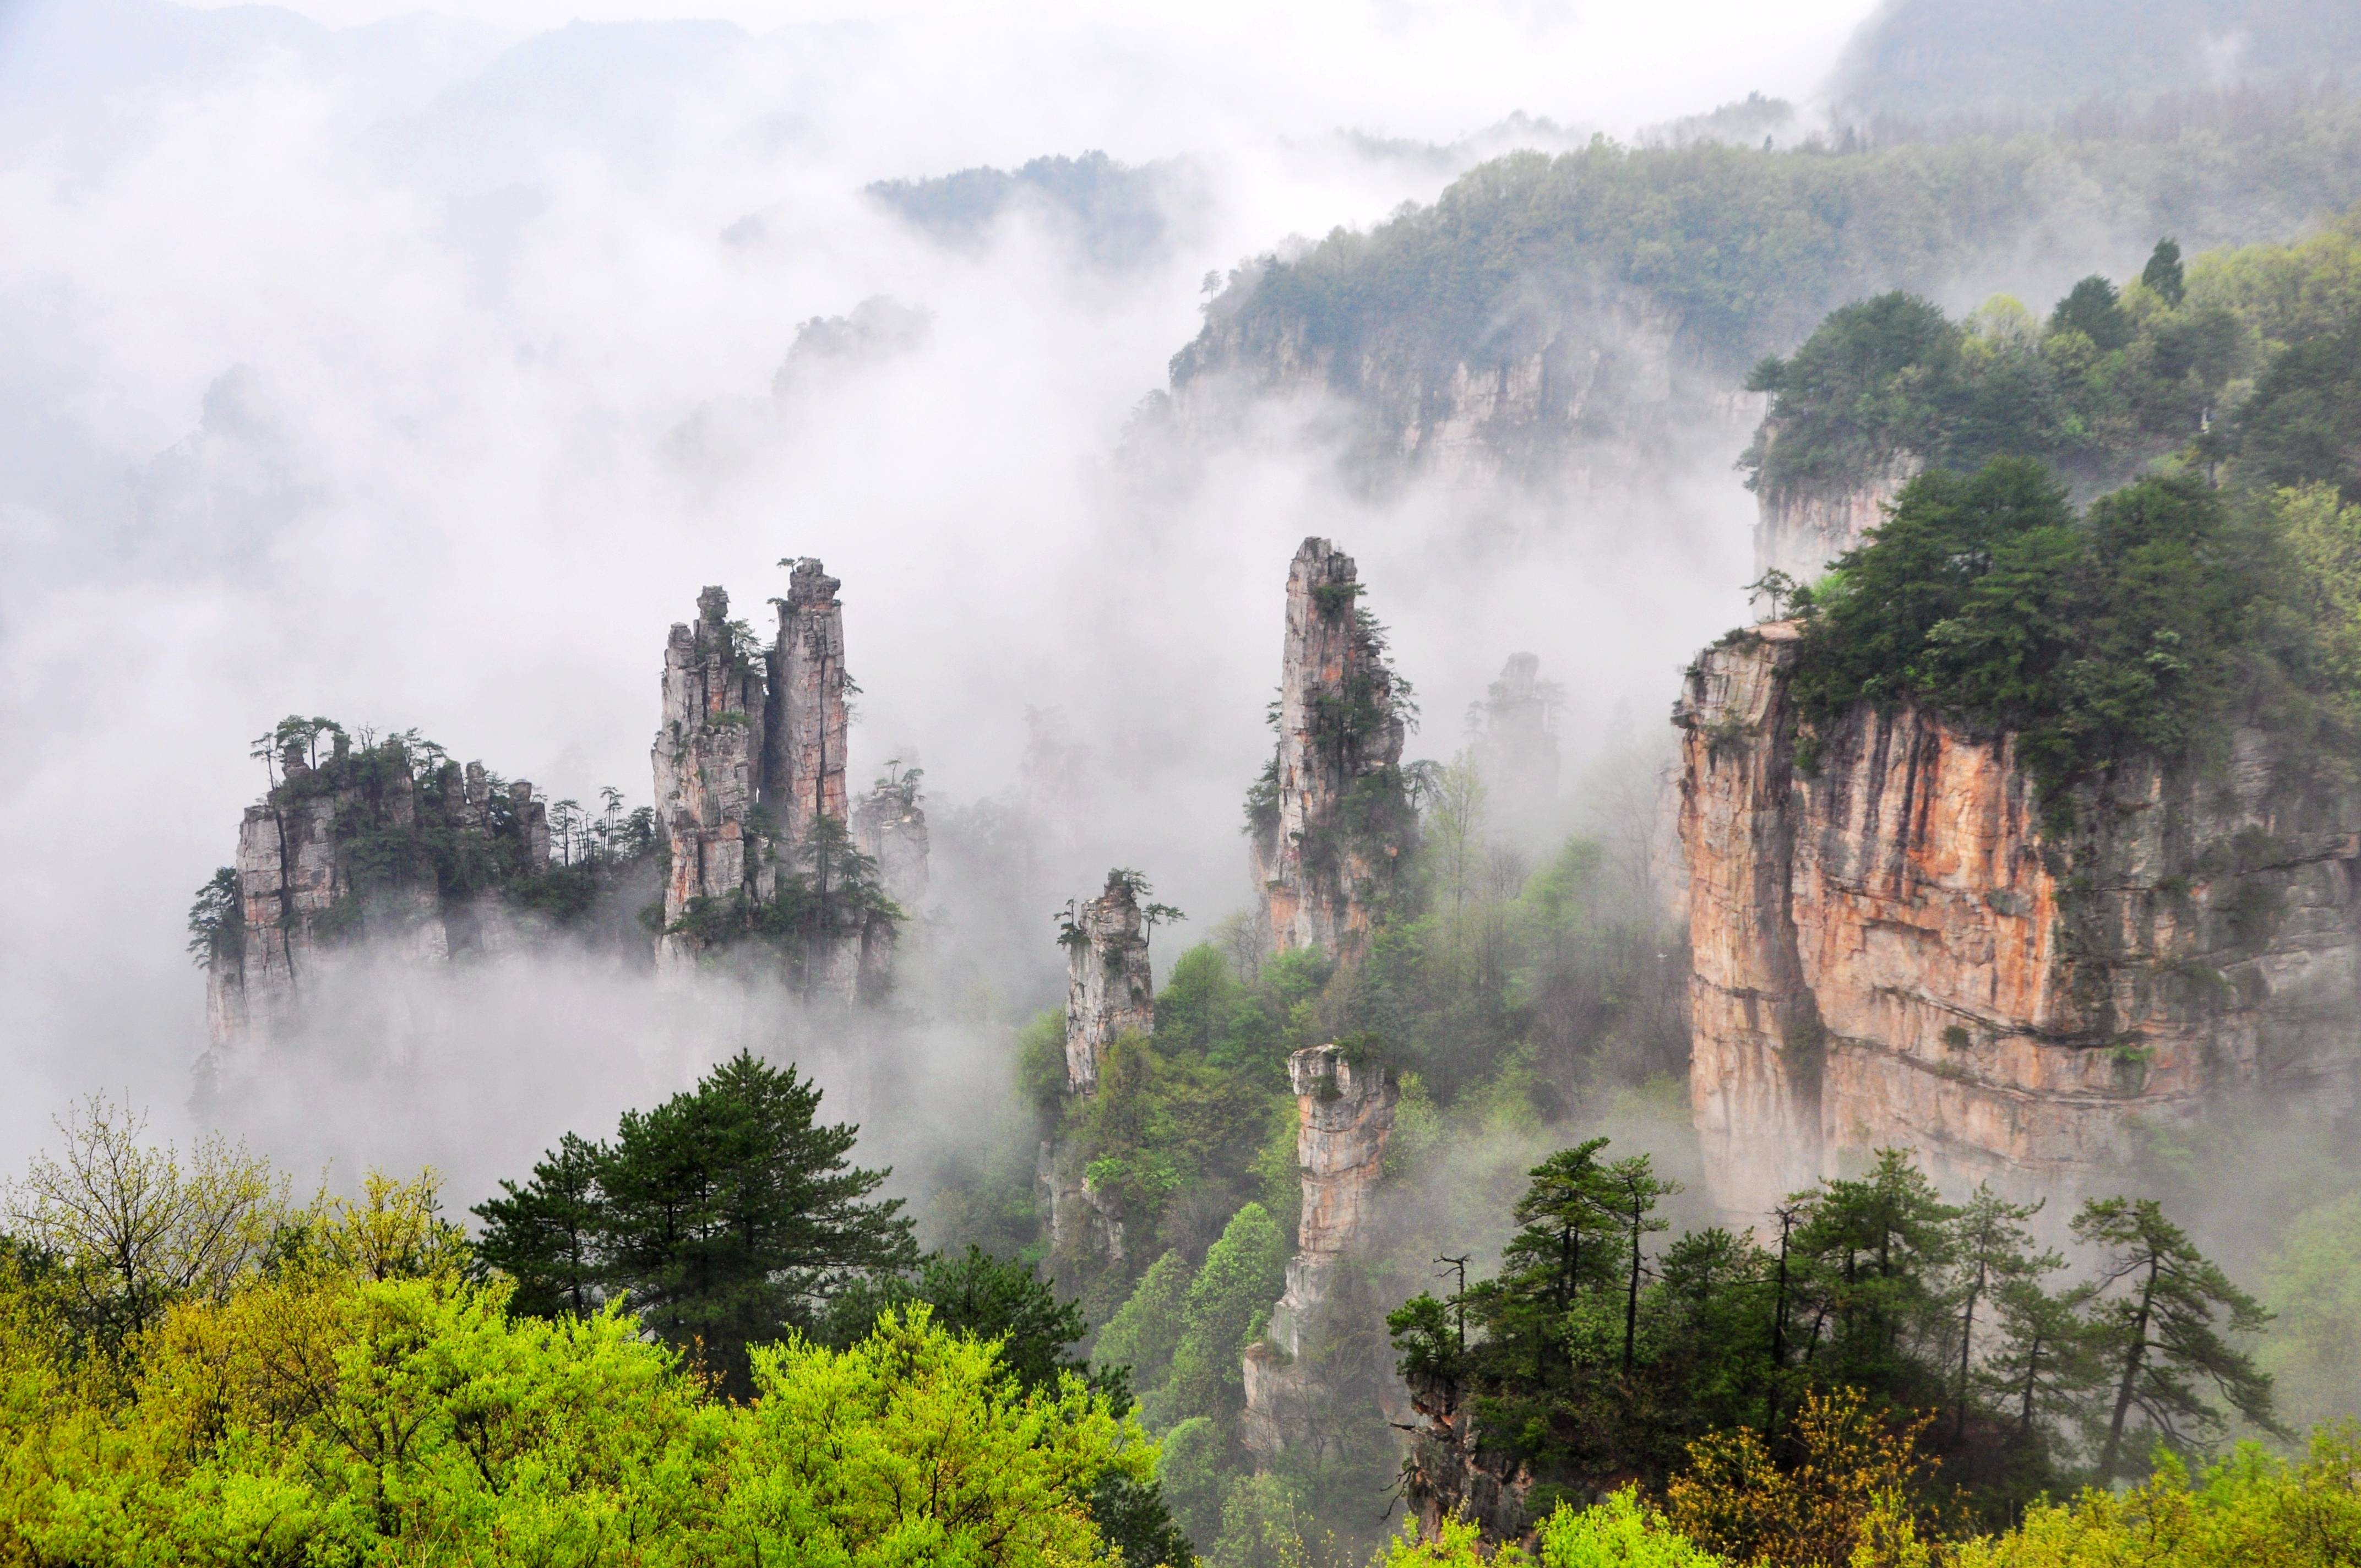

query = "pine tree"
[2074,1196,2281,1481]
[472,1131,604,1319]
[1946,1183,2059,1442]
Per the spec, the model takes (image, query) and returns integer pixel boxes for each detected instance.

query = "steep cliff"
[1471,651,1562,835]
[202,733,554,1058]
[1250,538,1413,962]
[1241,1042,1400,1458]
[1675,625,2361,1220]
[1752,451,1922,580]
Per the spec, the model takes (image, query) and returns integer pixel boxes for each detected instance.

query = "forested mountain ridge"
[1746,213,2361,574]
[1158,94,2361,491]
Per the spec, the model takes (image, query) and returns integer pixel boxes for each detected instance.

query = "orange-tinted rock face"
[1677,630,2361,1221]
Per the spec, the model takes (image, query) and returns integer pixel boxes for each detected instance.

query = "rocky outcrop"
[203,736,550,1057]
[1060,870,1156,1094]
[1675,625,2361,1221]
[1252,539,1412,962]
[655,586,774,974]
[767,558,851,847]
[1242,1043,1400,1458]
[852,767,930,913]
[651,566,895,995]
[1472,652,1562,834]
[1753,451,1922,581]
[1399,1391,1535,1547]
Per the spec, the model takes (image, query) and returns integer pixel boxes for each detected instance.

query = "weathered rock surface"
[766,558,851,846]
[1675,625,2361,1221]
[1242,1043,1400,1458]
[1753,451,1922,581]
[1060,870,1156,1094]
[651,566,890,997]
[655,586,773,975]
[1252,538,1410,962]
[204,738,548,1057]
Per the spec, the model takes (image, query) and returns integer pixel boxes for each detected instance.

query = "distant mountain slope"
[1832,0,2361,122]
[1159,96,2361,491]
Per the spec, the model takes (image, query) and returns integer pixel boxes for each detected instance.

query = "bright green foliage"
[722,1307,1155,1566]
[1537,1488,1723,1567]
[1155,1205,1287,1429]
[1371,1489,1721,1566]
[1952,1430,2361,1568]
[0,1237,1157,1568]
[474,1050,917,1396]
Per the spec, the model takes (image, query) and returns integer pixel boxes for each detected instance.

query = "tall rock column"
[766,558,851,846]
[1041,871,1157,1266]
[1061,870,1156,1093]
[654,586,773,974]
[1242,1042,1400,1458]
[1252,537,1410,962]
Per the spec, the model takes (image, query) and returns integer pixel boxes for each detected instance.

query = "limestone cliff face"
[1060,871,1156,1094]
[1753,451,1922,581]
[1253,539,1411,961]
[767,558,851,846]
[204,742,548,1057]
[1675,626,2361,1220]
[1242,1043,1400,1458]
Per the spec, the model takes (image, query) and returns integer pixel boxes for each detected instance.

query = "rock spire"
[1241,1042,1400,1458]
[1060,869,1157,1095]
[1252,538,1411,962]
[767,557,850,847]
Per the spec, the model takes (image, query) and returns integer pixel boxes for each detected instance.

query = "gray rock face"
[203,738,548,1059]
[655,586,774,976]
[1242,1043,1400,1459]
[1061,870,1156,1094]
[651,565,890,998]
[767,558,851,848]
[1252,538,1410,962]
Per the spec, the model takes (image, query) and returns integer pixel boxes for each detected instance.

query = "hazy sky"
[0,0,1878,1194]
